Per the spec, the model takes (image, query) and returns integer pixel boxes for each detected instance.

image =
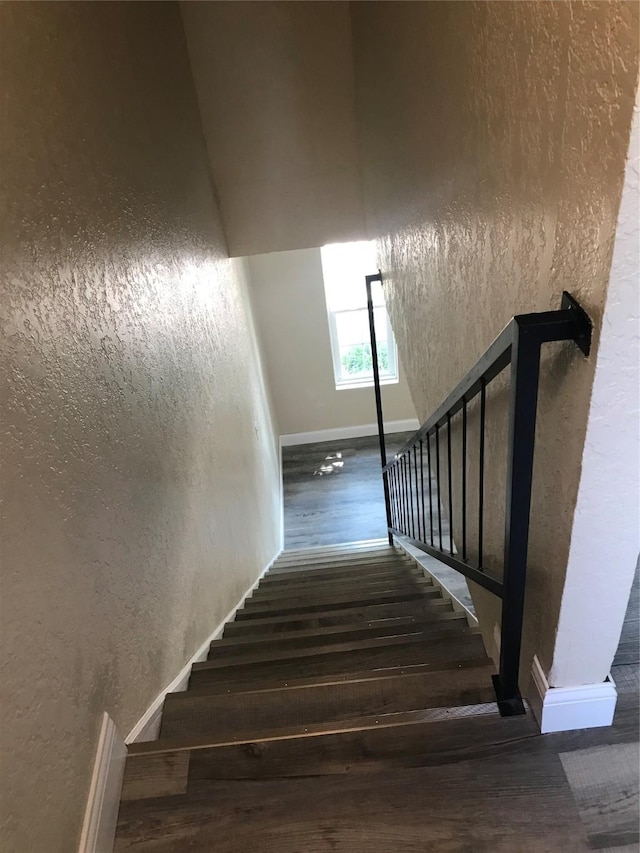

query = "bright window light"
[320,241,399,390]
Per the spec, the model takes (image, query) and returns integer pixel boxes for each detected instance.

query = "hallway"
[282,433,414,549]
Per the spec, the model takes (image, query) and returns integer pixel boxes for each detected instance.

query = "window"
[320,241,398,390]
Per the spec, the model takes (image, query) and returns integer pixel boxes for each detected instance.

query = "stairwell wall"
[180,1,366,257]
[0,4,281,851]
[351,1,639,691]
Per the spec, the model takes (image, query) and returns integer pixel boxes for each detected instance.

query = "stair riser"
[223,599,451,636]
[189,633,485,691]
[237,589,442,620]
[161,668,495,741]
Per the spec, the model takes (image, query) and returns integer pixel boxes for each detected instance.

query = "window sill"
[335,376,399,391]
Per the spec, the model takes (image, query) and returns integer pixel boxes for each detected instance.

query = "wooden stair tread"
[124,707,537,780]
[195,625,481,672]
[160,663,496,740]
[271,554,409,569]
[250,576,433,604]
[212,610,459,652]
[132,702,501,755]
[188,632,487,690]
[116,745,586,852]
[256,568,425,592]
[237,588,442,619]
[202,619,469,668]
[269,554,408,572]
[223,599,451,635]
[178,657,494,698]
[274,543,394,561]
[264,563,416,583]
[122,709,538,793]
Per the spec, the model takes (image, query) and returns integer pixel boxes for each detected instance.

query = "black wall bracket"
[561,290,593,357]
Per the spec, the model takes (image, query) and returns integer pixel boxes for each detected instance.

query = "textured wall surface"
[351,1,639,688]
[180,1,366,256]
[551,98,640,686]
[0,4,281,851]
[247,248,416,435]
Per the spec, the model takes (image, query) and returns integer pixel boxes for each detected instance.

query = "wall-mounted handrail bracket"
[561,290,593,356]
[368,284,593,717]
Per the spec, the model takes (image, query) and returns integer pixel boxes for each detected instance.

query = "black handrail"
[366,280,592,716]
[366,273,394,546]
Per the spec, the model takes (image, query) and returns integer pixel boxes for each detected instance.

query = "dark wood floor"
[282,433,416,549]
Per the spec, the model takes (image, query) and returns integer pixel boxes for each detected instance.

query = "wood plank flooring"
[282,433,416,548]
[114,543,601,852]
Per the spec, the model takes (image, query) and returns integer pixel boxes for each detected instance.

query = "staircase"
[114,542,587,851]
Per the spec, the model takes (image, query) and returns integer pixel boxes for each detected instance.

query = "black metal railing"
[366,277,592,715]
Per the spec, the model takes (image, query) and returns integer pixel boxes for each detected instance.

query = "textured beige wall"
[351,1,639,688]
[180,1,366,257]
[247,248,416,436]
[0,4,281,851]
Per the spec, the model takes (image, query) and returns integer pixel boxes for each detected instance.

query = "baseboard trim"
[531,655,617,734]
[125,549,281,743]
[394,537,478,628]
[78,712,127,853]
[280,419,420,447]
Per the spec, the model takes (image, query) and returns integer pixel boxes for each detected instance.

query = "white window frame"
[327,305,399,390]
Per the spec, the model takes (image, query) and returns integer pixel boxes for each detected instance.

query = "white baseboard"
[126,549,281,743]
[78,712,127,853]
[394,538,478,628]
[280,418,420,447]
[531,655,617,734]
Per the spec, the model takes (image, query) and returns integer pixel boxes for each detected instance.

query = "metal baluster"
[419,439,425,543]
[404,455,410,534]
[408,450,415,539]
[413,445,419,540]
[400,456,407,533]
[435,424,443,550]
[447,413,453,555]
[479,378,486,569]
[462,398,467,561]
[392,464,397,530]
[427,432,434,545]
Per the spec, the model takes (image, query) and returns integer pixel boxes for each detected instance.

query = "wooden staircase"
[114,543,588,851]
